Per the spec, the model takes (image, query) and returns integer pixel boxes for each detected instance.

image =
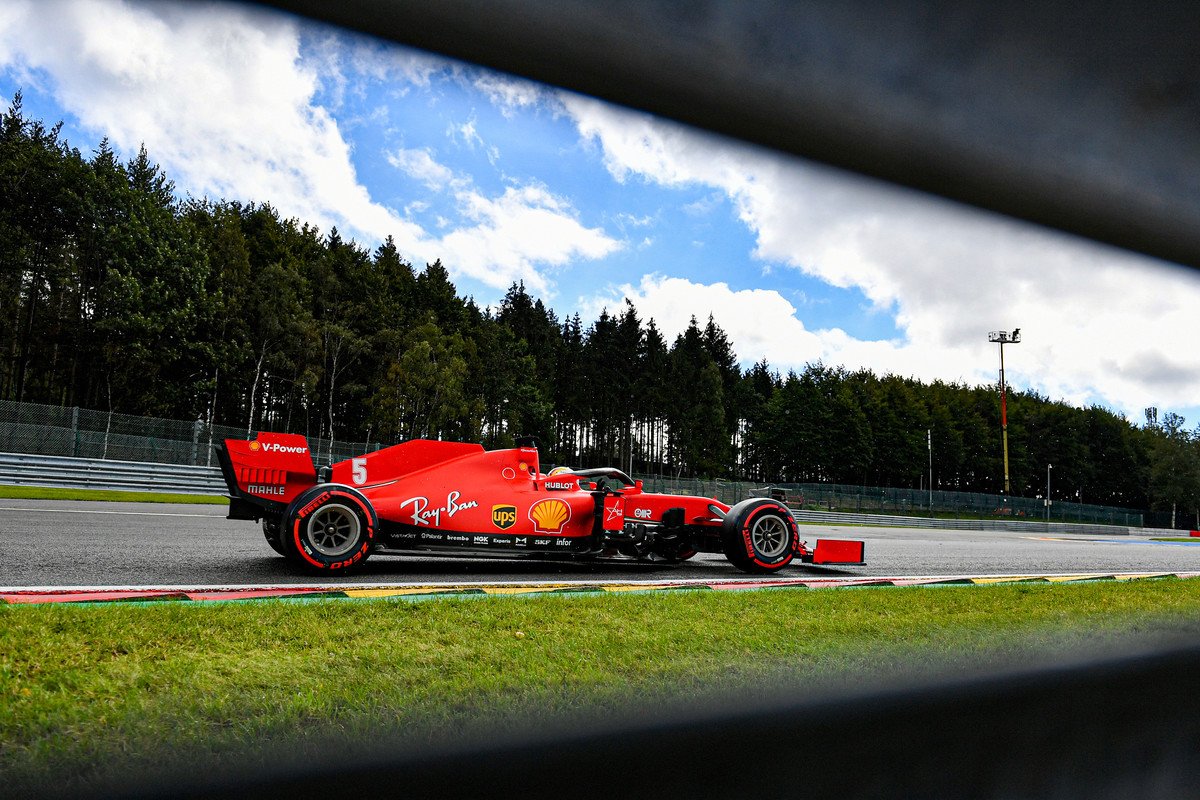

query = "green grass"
[0,485,225,504]
[1151,537,1200,543]
[4,579,1200,794]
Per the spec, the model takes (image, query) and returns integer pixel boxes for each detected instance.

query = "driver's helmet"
[547,465,593,489]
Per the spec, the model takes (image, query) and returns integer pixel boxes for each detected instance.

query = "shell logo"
[529,498,571,533]
[249,441,261,452]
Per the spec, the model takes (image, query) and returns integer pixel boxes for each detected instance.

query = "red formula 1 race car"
[215,432,865,575]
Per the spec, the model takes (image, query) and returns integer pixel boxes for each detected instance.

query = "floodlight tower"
[988,328,1021,493]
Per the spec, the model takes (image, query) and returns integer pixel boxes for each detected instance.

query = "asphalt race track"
[2,499,1199,588]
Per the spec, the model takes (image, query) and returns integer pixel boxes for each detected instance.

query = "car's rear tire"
[284,484,377,574]
[721,499,797,573]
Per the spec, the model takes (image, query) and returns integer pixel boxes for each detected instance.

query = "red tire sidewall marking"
[740,503,795,568]
[291,489,375,570]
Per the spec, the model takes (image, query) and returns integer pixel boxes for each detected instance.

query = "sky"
[2,0,1198,426]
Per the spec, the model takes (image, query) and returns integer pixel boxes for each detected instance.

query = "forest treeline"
[3,93,1198,514]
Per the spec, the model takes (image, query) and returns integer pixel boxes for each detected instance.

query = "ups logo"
[491,504,517,530]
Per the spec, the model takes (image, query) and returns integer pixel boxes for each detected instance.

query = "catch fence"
[0,399,1144,527]
[0,400,378,467]
[635,479,1143,527]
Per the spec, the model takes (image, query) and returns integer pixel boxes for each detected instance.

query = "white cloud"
[683,192,724,216]
[0,3,27,67]
[347,37,444,88]
[384,144,622,291]
[584,275,825,367]
[472,72,544,117]
[562,93,1200,418]
[617,213,654,228]
[387,147,456,191]
[586,274,953,381]
[437,185,621,293]
[450,116,485,150]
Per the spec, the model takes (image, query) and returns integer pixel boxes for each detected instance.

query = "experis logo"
[250,441,308,455]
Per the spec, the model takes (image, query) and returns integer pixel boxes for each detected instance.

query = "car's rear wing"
[215,433,317,520]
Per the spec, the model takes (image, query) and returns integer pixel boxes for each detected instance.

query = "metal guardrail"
[0,452,227,495]
[791,508,1131,536]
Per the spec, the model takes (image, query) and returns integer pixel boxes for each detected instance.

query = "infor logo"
[492,504,517,529]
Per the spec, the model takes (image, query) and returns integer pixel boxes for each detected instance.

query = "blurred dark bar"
[147,641,1200,799]
[255,0,1200,270]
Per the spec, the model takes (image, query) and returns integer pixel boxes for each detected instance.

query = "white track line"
[0,506,222,518]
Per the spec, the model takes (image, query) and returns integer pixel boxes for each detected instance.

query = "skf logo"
[529,498,571,533]
[492,504,517,530]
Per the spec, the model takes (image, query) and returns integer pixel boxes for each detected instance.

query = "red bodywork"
[216,432,865,574]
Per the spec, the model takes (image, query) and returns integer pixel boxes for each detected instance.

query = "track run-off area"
[3,499,1200,601]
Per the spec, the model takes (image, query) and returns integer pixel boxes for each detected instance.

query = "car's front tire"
[720,498,797,573]
[284,484,377,574]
